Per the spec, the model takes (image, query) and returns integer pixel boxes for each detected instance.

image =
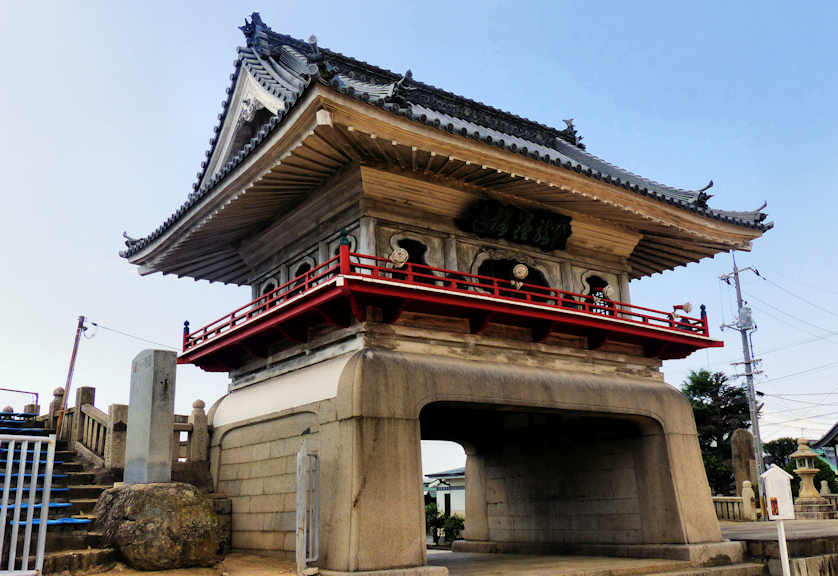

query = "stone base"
[794,498,836,520]
[451,539,746,565]
[320,567,448,576]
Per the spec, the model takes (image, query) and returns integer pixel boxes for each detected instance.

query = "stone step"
[67,484,110,500]
[653,563,767,576]
[41,547,116,575]
[65,471,96,485]
[69,498,98,515]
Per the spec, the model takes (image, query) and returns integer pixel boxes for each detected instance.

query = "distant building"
[812,428,838,471]
[425,467,465,518]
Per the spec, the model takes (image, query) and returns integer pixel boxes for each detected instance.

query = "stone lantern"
[790,438,835,519]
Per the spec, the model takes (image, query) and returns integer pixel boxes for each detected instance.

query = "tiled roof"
[121,12,771,258]
[425,467,465,478]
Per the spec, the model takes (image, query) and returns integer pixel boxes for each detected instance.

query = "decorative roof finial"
[694,180,714,208]
[240,12,271,57]
[561,118,585,150]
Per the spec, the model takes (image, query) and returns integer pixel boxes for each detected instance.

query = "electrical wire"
[758,275,838,320]
[86,321,179,351]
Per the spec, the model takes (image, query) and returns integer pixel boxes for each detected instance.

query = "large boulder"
[95,482,222,570]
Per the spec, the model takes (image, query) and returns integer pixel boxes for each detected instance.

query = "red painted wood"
[179,250,722,368]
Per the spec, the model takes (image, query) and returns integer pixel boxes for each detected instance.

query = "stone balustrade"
[713,481,757,522]
[38,386,208,473]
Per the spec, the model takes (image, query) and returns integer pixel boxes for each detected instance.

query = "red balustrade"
[182,244,713,360]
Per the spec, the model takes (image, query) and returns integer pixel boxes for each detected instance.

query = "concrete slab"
[426,550,692,575]
[721,519,838,540]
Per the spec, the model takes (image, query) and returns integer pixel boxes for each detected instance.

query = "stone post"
[48,388,65,429]
[188,400,209,462]
[125,349,176,485]
[741,480,756,521]
[821,480,832,497]
[72,387,96,444]
[23,403,39,416]
[105,404,129,471]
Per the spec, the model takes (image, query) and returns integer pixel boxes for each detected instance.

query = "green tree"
[764,437,798,468]
[681,369,751,494]
[425,502,443,544]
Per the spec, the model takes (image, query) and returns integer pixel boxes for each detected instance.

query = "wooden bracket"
[531,320,553,343]
[643,341,669,358]
[381,299,407,324]
[315,302,352,328]
[278,323,308,343]
[240,338,269,359]
[586,330,608,350]
[347,294,366,322]
[468,311,492,335]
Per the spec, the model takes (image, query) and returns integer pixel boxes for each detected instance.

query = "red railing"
[183,245,709,351]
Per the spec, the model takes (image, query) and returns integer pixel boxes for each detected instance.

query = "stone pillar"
[443,234,458,270]
[48,387,65,429]
[105,404,129,471]
[358,216,376,256]
[320,416,426,573]
[188,400,209,462]
[731,429,757,496]
[125,349,176,485]
[821,480,832,496]
[463,448,489,541]
[23,403,39,416]
[72,387,96,444]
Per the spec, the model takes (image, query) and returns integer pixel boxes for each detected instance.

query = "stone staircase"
[0,411,116,574]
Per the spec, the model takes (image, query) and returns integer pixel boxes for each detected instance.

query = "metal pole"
[731,251,766,516]
[55,316,85,438]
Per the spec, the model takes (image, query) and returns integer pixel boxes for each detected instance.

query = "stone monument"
[124,349,176,484]
[731,428,757,496]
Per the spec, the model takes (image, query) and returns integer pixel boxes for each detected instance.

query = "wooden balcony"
[179,245,722,371]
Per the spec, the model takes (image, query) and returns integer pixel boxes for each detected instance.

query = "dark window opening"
[260,281,277,309]
[476,259,552,302]
[292,262,312,291]
[392,238,435,285]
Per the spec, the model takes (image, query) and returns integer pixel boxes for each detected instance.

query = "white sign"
[761,465,795,521]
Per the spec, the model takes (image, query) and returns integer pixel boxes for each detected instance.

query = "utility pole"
[721,251,766,516]
[55,316,86,438]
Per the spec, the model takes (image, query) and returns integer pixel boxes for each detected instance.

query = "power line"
[87,321,179,351]
[759,359,838,385]
[745,293,836,337]
[758,275,838,320]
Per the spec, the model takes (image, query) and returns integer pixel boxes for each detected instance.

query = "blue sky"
[1,1,836,474]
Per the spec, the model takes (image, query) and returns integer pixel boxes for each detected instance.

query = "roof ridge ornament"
[240,12,271,57]
[693,180,714,208]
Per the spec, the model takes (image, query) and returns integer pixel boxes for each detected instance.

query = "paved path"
[721,519,838,540]
[91,553,295,575]
[427,550,691,575]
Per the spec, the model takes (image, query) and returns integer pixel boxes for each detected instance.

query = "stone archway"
[317,348,722,574]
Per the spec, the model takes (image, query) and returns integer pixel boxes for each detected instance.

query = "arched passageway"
[419,403,683,548]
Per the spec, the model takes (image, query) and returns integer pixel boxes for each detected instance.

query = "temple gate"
[122,13,770,575]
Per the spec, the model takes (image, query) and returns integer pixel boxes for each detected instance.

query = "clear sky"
[1,1,836,475]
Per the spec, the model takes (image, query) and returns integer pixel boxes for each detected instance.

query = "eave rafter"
[130,88,765,284]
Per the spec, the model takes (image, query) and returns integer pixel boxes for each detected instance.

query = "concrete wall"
[214,411,319,557]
